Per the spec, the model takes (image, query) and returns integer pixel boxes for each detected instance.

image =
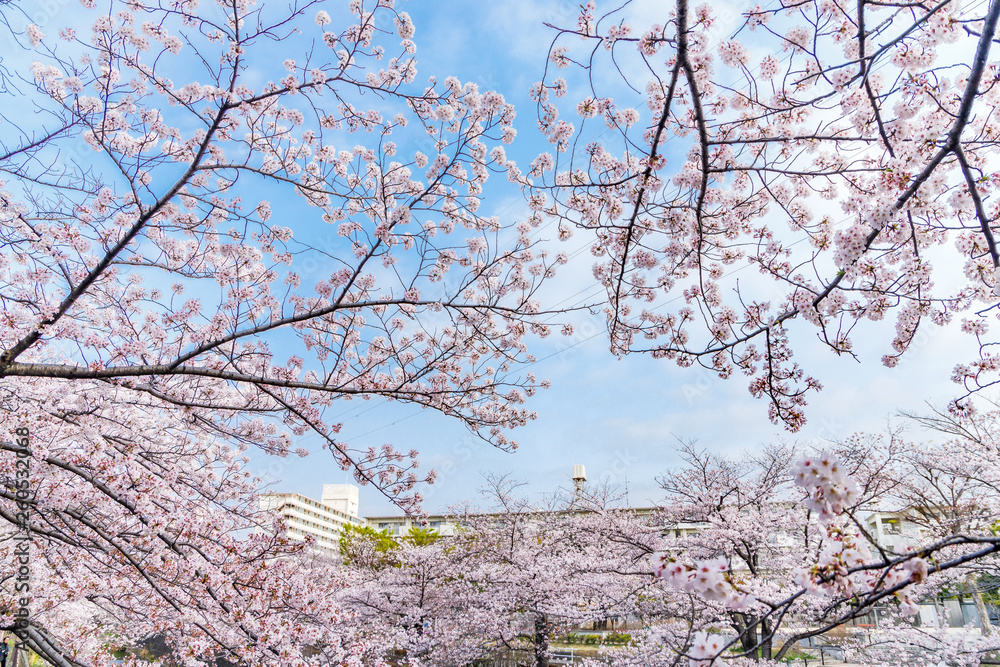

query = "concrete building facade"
[258,486,365,556]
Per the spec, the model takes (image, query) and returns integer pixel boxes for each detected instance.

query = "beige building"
[365,512,460,537]
[863,509,926,553]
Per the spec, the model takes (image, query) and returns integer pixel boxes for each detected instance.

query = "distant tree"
[337,528,501,666]
[444,477,660,667]
[655,444,807,661]
[645,432,1000,666]
[885,409,1000,645]
[339,524,400,569]
[401,525,442,546]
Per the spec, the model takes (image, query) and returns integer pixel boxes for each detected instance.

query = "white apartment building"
[259,484,365,556]
[262,465,601,545]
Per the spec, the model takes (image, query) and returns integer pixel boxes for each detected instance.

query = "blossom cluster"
[794,521,872,597]
[792,452,859,522]
[655,556,755,612]
[687,631,730,667]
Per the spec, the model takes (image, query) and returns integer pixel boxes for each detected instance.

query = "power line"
[329,4,966,440]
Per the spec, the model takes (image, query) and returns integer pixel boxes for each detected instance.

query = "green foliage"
[604,631,632,646]
[401,526,442,546]
[559,631,631,646]
[338,524,399,569]
[776,647,813,662]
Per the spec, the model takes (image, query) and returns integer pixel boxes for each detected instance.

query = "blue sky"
[1,0,983,517]
[245,0,983,517]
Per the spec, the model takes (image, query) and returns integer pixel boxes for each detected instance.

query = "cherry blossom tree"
[646,438,1000,667]
[873,409,1000,649]
[901,407,1000,538]
[654,443,809,661]
[422,480,599,667]
[2,0,551,507]
[528,0,1000,429]
[0,384,391,667]
[335,530,507,667]
[0,0,561,664]
[384,477,665,667]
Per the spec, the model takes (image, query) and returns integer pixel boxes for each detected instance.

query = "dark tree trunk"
[760,616,773,660]
[731,611,758,656]
[533,612,550,667]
